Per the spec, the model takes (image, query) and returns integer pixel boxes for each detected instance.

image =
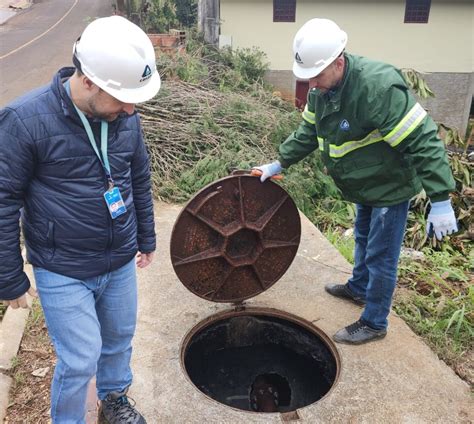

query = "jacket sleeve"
[371,84,455,202]
[278,96,319,168]
[0,108,33,300]
[131,116,156,253]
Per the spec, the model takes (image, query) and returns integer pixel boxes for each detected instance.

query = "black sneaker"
[333,320,387,345]
[99,389,146,424]
[325,283,366,306]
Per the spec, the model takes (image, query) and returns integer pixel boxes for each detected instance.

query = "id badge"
[104,187,127,219]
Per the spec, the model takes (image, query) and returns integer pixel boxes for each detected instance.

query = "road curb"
[0,373,12,421]
[0,304,30,372]
[0,0,32,25]
[0,264,33,420]
[0,307,29,421]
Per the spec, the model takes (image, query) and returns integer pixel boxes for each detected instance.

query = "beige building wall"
[220,0,473,73]
[219,0,473,133]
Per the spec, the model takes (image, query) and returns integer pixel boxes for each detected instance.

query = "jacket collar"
[52,67,80,121]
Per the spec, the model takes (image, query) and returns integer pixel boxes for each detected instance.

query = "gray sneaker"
[333,320,387,345]
[325,283,366,306]
[99,389,146,424]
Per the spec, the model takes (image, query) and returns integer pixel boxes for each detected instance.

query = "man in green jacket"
[255,18,457,345]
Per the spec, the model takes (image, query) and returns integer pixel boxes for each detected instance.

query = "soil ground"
[5,301,54,423]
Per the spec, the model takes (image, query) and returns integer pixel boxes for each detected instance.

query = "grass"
[0,303,6,321]
[325,227,355,264]
[394,249,473,356]
[321,225,473,386]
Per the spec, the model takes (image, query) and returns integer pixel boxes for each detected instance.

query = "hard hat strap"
[63,79,114,188]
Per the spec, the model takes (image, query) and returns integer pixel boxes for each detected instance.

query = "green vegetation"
[143,0,178,33]
[394,249,473,370]
[325,228,355,264]
[116,0,197,33]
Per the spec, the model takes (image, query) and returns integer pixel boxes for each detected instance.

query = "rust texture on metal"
[170,175,301,302]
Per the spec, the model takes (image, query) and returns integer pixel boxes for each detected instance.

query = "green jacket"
[278,53,455,207]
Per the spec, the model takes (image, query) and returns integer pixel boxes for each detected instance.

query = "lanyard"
[63,80,113,188]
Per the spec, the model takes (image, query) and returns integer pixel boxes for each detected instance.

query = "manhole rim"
[179,306,341,415]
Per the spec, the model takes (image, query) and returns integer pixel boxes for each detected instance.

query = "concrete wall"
[420,72,474,135]
[219,0,474,133]
[198,0,220,45]
[265,70,296,100]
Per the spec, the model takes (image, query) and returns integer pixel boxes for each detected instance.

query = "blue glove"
[426,200,458,240]
[252,161,282,182]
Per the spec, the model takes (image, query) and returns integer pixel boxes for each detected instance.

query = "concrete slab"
[131,202,473,423]
[86,378,98,424]
[0,9,15,25]
[0,0,31,25]
[0,266,33,372]
[0,373,12,421]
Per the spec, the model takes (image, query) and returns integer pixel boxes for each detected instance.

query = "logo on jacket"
[340,119,350,131]
[295,52,303,64]
[140,65,152,82]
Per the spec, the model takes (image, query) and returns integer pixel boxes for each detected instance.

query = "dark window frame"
[404,0,432,24]
[273,0,296,23]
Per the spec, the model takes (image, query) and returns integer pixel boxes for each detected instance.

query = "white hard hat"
[74,16,161,104]
[292,18,347,79]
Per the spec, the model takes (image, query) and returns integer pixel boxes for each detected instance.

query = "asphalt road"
[0,0,112,106]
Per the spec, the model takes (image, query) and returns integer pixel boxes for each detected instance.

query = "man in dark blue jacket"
[0,16,160,423]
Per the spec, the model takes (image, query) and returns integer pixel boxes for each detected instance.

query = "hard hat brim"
[292,61,327,80]
[101,71,162,104]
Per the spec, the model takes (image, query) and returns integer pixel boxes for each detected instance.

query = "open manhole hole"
[182,310,340,414]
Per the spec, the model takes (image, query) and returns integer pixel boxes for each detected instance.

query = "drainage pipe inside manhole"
[181,309,340,414]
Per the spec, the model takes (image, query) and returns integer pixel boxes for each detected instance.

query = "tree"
[143,0,178,32]
[175,0,197,27]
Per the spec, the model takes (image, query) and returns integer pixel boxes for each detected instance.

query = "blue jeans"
[33,259,137,424]
[347,201,410,330]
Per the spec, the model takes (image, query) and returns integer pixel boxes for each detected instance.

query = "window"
[274,0,296,23]
[404,0,431,23]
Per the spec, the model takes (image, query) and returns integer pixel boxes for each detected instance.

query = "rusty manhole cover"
[170,174,301,302]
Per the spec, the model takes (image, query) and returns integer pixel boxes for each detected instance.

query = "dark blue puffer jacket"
[0,67,156,300]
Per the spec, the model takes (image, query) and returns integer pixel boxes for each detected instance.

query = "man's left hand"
[2,287,38,309]
[136,251,154,268]
[426,199,458,240]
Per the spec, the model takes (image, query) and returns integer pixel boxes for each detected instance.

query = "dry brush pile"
[138,79,300,202]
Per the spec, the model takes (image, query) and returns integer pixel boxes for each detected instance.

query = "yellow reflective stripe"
[302,104,315,124]
[384,103,427,147]
[318,137,324,150]
[328,130,383,158]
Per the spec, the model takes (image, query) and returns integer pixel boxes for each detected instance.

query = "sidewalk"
[0,0,31,25]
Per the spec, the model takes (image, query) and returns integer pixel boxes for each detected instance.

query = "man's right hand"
[2,287,37,309]
[252,160,283,182]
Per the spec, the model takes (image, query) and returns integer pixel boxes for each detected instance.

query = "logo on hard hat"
[340,119,350,131]
[140,65,152,82]
[295,52,303,64]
